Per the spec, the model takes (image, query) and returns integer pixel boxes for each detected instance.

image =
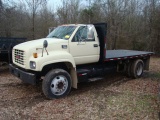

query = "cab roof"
[60,24,93,27]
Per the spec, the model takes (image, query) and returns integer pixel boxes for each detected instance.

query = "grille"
[14,49,25,65]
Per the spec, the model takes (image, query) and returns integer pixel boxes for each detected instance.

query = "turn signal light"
[33,53,38,58]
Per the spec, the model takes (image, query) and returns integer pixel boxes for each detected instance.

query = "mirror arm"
[42,48,44,57]
[45,48,49,55]
[36,40,49,57]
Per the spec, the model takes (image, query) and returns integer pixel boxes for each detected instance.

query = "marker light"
[33,53,38,58]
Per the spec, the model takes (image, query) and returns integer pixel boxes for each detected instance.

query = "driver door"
[69,25,100,65]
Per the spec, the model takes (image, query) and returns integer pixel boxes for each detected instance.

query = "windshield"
[47,26,76,40]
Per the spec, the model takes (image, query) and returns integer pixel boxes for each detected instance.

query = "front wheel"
[42,69,72,99]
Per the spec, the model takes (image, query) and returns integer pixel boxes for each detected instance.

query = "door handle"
[94,44,98,47]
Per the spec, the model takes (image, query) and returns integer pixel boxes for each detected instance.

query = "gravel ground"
[0,57,160,120]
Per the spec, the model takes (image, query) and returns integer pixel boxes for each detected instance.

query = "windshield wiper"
[52,35,59,38]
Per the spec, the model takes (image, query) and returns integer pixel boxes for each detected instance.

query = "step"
[88,77,103,82]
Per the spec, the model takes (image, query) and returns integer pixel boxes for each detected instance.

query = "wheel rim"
[50,75,68,96]
[136,63,143,76]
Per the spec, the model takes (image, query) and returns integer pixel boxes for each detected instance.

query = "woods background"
[0,0,160,54]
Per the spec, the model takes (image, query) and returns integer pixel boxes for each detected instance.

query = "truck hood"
[14,38,68,51]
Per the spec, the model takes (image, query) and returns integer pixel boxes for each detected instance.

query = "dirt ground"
[0,57,160,120]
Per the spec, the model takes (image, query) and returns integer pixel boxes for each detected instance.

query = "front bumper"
[9,64,37,85]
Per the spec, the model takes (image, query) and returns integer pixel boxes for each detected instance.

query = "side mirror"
[36,40,49,57]
[43,40,48,48]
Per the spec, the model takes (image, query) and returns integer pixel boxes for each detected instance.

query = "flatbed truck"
[9,23,153,99]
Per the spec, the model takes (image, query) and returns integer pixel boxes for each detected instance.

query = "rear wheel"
[131,59,144,78]
[42,69,72,99]
[126,62,132,77]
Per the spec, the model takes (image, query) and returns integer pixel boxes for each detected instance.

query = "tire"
[42,69,72,99]
[126,62,132,77]
[131,59,144,78]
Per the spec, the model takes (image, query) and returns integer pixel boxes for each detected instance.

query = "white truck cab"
[12,24,100,70]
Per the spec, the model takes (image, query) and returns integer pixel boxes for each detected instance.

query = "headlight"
[30,61,36,69]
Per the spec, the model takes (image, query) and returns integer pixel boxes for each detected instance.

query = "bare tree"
[0,0,159,54]
[36,4,57,38]
[57,0,80,24]
[22,0,47,39]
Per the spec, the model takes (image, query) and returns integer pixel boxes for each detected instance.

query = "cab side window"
[72,25,95,42]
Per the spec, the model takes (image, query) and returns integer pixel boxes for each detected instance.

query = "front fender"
[30,51,76,71]
[29,51,78,89]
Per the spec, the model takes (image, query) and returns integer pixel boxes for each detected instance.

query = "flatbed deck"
[105,50,153,61]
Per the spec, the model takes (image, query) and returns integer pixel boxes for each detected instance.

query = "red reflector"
[78,74,83,76]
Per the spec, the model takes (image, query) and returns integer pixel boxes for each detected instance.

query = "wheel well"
[117,58,146,72]
[130,57,150,71]
[41,62,73,76]
[122,57,149,71]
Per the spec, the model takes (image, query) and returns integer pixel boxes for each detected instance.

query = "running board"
[88,77,103,82]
